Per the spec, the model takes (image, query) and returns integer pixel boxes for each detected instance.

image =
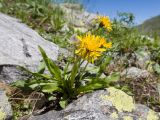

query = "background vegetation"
[137,15,160,36]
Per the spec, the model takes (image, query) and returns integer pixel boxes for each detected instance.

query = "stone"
[29,110,109,120]
[60,3,82,11]
[0,90,12,120]
[60,3,97,33]
[121,67,150,79]
[135,48,151,69]
[28,110,61,120]
[29,87,160,120]
[0,13,59,84]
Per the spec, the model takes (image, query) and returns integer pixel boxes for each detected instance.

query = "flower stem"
[79,62,89,81]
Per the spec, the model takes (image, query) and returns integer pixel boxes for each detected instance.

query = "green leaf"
[89,83,103,89]
[153,63,160,74]
[104,56,112,66]
[38,46,55,76]
[48,59,62,80]
[19,66,51,79]
[12,80,25,88]
[78,79,105,93]
[70,61,78,87]
[42,84,59,93]
[38,46,62,80]
[106,72,120,82]
[29,83,39,89]
[59,100,67,109]
[37,60,46,74]
[78,83,102,93]
[39,82,58,86]
[32,73,51,79]
[48,95,56,101]
[0,3,3,8]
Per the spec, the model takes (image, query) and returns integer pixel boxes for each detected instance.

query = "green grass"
[0,0,64,31]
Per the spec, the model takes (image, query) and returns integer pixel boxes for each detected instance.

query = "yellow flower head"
[75,33,112,63]
[98,16,112,31]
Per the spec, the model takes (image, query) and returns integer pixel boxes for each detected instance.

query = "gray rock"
[121,67,150,79]
[135,48,151,69]
[0,90,12,120]
[29,110,109,120]
[60,3,82,11]
[60,3,97,33]
[0,65,30,84]
[28,110,61,120]
[0,13,59,84]
[29,87,159,120]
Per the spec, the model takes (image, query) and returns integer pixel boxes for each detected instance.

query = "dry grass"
[119,74,160,112]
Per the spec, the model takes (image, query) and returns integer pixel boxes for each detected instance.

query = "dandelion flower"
[98,16,112,31]
[75,33,112,63]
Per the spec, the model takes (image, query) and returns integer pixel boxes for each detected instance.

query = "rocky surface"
[121,67,150,79]
[60,3,97,33]
[29,87,160,120]
[0,13,59,84]
[134,48,151,69]
[0,90,12,120]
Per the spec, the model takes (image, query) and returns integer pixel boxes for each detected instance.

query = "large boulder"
[29,87,159,120]
[0,13,59,84]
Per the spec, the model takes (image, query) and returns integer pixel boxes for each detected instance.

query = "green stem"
[80,59,85,66]
[79,61,89,81]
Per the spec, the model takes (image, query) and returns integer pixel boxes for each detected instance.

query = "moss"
[101,87,135,112]
[123,116,133,120]
[110,112,118,119]
[0,109,6,120]
[147,110,159,120]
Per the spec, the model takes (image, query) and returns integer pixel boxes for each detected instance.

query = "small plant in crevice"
[13,16,120,111]
[16,39,112,109]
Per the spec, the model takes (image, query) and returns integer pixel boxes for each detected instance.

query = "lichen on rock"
[147,109,159,120]
[110,112,118,119]
[101,87,135,112]
[123,116,133,120]
[0,109,6,120]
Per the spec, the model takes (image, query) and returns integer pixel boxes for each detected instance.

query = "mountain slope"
[137,15,160,36]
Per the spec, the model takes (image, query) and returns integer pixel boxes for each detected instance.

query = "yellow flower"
[75,33,112,63]
[98,16,112,31]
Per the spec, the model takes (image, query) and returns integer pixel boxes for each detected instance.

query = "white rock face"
[0,13,59,67]
[0,13,59,83]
